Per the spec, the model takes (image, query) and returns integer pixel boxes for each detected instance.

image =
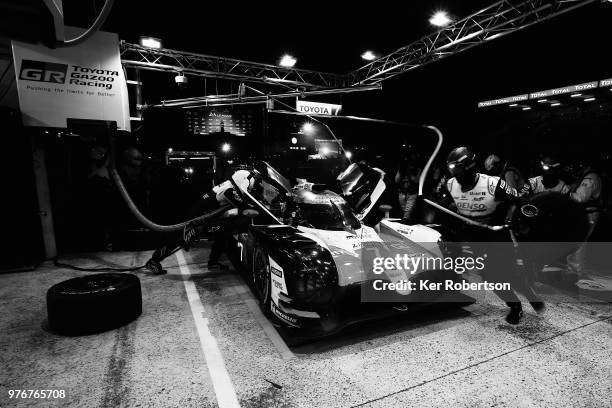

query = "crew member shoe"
[144,259,167,275]
[505,306,524,325]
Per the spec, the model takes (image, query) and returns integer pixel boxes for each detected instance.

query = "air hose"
[108,134,231,233]
[57,0,116,47]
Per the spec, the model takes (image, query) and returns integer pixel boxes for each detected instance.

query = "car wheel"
[252,246,272,313]
[47,273,142,336]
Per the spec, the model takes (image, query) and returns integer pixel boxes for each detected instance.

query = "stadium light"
[139,36,162,49]
[221,143,231,153]
[279,54,297,68]
[429,11,452,27]
[361,51,377,61]
[345,151,352,159]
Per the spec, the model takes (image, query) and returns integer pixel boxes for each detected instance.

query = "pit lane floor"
[1,243,611,408]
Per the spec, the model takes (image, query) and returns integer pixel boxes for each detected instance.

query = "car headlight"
[289,245,338,306]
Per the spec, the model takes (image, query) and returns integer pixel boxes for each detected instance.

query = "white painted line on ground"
[227,277,295,360]
[176,251,241,408]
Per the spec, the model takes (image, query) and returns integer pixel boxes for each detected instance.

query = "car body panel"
[229,161,458,332]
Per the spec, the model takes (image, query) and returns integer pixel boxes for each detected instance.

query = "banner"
[477,94,528,108]
[529,81,598,99]
[12,28,130,130]
[296,100,342,116]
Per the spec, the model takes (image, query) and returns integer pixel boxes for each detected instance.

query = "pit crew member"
[443,146,544,324]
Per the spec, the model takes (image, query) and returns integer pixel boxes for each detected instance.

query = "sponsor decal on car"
[270,266,283,277]
[271,302,301,327]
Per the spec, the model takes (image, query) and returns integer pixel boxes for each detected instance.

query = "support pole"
[31,133,57,259]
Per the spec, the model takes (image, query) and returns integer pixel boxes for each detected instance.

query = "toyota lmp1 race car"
[224,161,467,337]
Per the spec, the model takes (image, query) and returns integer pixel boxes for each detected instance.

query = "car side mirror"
[378,204,392,219]
[242,209,259,225]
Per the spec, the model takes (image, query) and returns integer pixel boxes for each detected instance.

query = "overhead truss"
[155,84,381,109]
[347,0,597,86]
[121,0,597,94]
[120,42,346,89]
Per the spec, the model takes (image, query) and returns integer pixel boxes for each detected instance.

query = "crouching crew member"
[444,147,544,324]
[144,170,252,275]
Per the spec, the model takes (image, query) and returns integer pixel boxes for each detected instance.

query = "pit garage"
[1,1,611,407]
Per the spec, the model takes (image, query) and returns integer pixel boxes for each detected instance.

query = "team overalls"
[446,173,540,309]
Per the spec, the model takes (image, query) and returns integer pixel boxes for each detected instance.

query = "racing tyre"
[252,246,272,313]
[47,273,142,336]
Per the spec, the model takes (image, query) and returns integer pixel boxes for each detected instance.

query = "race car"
[225,161,466,335]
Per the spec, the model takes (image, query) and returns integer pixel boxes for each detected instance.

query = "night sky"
[63,0,612,160]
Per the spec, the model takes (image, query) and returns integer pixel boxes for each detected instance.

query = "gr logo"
[19,60,67,84]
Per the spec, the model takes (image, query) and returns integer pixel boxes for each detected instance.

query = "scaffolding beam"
[120,42,346,89]
[347,0,597,86]
[153,84,381,109]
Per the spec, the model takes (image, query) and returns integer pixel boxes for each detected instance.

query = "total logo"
[19,59,119,90]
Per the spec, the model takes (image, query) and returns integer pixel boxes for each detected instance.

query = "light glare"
[140,37,162,49]
[361,51,377,61]
[430,11,452,27]
[302,122,315,134]
[279,54,297,67]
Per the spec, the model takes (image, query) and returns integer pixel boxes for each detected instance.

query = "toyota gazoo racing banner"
[12,27,130,130]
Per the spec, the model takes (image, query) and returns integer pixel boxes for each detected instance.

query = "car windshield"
[296,201,361,231]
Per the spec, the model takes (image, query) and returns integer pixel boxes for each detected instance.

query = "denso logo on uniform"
[19,60,67,84]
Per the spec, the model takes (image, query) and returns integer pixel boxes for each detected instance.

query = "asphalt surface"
[1,243,611,407]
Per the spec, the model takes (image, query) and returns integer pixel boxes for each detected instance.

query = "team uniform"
[446,173,519,224]
[200,169,251,212]
[528,175,570,195]
[445,147,543,324]
[567,170,604,276]
[145,170,254,274]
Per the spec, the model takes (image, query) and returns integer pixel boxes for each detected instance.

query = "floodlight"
[430,11,452,27]
[279,54,297,68]
[361,51,377,61]
[139,36,162,49]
